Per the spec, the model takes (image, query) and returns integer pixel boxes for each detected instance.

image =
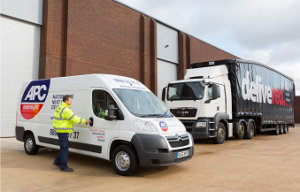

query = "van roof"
[41,74,150,91]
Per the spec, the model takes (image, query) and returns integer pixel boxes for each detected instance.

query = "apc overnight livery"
[16,74,194,175]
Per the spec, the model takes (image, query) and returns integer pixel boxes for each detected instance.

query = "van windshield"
[113,89,173,118]
[167,82,204,101]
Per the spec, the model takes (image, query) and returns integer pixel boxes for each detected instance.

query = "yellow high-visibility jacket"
[52,102,86,133]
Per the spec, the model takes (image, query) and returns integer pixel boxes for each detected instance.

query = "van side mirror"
[162,87,167,101]
[105,104,118,121]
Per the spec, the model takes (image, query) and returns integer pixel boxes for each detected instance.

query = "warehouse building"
[6,0,297,137]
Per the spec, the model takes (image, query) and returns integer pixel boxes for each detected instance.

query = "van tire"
[112,145,138,176]
[245,120,255,139]
[213,122,226,144]
[24,133,39,155]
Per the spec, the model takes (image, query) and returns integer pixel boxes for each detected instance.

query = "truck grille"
[166,134,190,148]
[170,108,197,117]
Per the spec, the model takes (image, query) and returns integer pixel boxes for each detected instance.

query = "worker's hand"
[85,119,91,124]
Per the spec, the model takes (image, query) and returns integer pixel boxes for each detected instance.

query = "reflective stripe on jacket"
[52,102,86,133]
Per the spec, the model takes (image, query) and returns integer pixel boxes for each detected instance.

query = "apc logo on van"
[20,79,50,119]
[159,121,168,132]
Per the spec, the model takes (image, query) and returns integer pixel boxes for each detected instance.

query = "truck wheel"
[234,121,245,139]
[112,145,138,176]
[245,120,255,139]
[272,125,280,135]
[279,125,284,134]
[283,125,288,134]
[213,122,226,144]
[24,133,39,155]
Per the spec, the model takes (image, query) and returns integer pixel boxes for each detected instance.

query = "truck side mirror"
[206,84,220,103]
[105,104,118,121]
[162,87,167,101]
[211,84,220,100]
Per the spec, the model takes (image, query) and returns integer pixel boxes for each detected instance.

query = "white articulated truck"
[163,59,295,144]
[16,74,194,175]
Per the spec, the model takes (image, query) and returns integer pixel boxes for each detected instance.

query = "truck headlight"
[132,118,158,133]
[196,121,207,128]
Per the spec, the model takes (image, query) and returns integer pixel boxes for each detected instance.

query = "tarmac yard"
[1,126,300,192]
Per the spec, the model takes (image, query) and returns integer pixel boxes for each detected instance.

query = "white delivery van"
[16,74,194,175]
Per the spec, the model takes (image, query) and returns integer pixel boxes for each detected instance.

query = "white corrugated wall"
[0,0,43,137]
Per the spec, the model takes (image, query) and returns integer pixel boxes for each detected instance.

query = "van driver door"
[87,89,120,159]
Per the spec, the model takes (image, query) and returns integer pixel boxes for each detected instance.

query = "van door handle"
[89,117,93,126]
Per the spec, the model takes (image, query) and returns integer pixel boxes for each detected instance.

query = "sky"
[117,0,300,95]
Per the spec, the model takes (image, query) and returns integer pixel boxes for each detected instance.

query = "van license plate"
[176,150,189,159]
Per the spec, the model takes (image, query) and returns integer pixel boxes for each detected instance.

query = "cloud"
[117,0,300,95]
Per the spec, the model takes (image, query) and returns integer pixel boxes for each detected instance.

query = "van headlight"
[196,121,207,128]
[132,118,158,133]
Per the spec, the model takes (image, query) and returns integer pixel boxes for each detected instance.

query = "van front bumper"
[131,134,194,167]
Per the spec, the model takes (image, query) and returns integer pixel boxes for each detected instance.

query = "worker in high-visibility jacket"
[52,95,90,172]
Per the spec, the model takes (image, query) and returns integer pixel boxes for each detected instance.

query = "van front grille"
[166,134,190,148]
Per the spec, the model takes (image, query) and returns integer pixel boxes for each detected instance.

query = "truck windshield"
[167,82,204,101]
[113,89,173,118]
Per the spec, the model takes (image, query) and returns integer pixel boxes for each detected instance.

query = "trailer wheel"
[213,122,226,144]
[112,145,138,176]
[234,121,246,139]
[279,125,284,134]
[24,133,39,155]
[283,125,288,134]
[245,120,255,139]
[272,125,280,135]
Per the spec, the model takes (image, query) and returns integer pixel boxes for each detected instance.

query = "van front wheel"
[24,133,39,155]
[112,145,138,176]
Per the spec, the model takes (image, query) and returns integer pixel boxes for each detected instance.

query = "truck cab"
[163,65,233,144]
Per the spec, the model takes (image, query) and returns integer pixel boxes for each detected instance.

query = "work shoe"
[61,167,74,172]
[53,162,60,167]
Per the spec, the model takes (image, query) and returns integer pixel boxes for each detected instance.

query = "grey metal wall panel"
[0,0,43,25]
[157,23,179,64]
[1,16,40,137]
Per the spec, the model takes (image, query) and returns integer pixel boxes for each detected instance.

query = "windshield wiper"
[139,114,165,118]
[139,111,171,118]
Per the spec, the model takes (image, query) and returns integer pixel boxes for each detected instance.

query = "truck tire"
[213,122,226,144]
[112,145,138,176]
[272,125,280,135]
[24,133,39,155]
[279,124,284,134]
[245,120,255,139]
[283,125,288,134]
[234,121,246,140]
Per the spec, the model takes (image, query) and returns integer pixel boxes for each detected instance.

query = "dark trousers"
[54,133,69,170]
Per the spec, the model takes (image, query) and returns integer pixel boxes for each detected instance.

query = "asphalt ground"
[1,125,300,192]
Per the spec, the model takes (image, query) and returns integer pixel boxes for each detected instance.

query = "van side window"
[92,90,117,119]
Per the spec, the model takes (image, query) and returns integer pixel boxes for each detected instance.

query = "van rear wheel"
[112,145,138,176]
[24,133,39,155]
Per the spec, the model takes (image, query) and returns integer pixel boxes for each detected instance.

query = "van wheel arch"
[109,140,139,163]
